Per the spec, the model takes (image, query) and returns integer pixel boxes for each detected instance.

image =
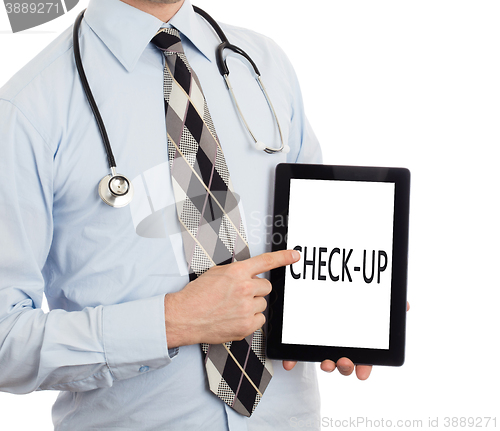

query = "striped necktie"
[152,27,273,417]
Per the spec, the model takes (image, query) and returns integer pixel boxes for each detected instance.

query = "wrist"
[164,292,196,348]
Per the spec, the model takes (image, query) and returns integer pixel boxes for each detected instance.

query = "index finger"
[242,250,301,277]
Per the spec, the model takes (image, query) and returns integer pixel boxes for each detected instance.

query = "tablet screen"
[282,179,395,350]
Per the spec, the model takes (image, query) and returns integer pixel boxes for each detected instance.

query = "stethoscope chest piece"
[98,170,134,208]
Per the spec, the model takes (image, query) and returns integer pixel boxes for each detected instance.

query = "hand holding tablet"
[268,164,410,367]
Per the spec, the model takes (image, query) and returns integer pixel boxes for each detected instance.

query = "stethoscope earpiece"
[255,141,266,151]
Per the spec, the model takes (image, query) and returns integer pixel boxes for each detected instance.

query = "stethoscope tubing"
[73,10,116,170]
[193,5,286,154]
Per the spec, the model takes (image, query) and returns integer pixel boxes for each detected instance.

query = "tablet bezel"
[267,164,410,366]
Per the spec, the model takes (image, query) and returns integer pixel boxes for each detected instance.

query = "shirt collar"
[84,0,214,72]
[168,1,214,63]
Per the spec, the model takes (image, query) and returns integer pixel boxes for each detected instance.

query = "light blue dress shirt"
[0,0,323,429]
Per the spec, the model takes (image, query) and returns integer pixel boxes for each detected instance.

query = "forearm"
[0,293,172,393]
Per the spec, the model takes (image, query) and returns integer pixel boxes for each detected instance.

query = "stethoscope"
[73,6,288,208]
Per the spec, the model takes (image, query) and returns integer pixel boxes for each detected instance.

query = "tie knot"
[152,28,184,53]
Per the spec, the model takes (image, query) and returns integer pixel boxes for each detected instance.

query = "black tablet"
[267,164,410,366]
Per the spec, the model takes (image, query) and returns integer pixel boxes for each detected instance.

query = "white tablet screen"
[281,179,395,350]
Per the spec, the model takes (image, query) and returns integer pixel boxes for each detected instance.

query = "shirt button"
[139,366,149,373]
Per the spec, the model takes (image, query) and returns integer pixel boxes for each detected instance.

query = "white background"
[283,180,394,350]
[1,0,499,429]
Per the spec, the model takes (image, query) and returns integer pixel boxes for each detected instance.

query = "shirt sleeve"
[290,82,323,165]
[0,100,174,394]
[270,39,323,165]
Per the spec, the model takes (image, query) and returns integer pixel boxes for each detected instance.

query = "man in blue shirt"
[0,0,373,429]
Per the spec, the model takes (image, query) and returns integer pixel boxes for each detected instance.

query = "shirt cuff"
[102,294,173,381]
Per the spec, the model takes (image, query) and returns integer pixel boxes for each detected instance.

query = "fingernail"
[338,366,350,373]
[292,250,300,261]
